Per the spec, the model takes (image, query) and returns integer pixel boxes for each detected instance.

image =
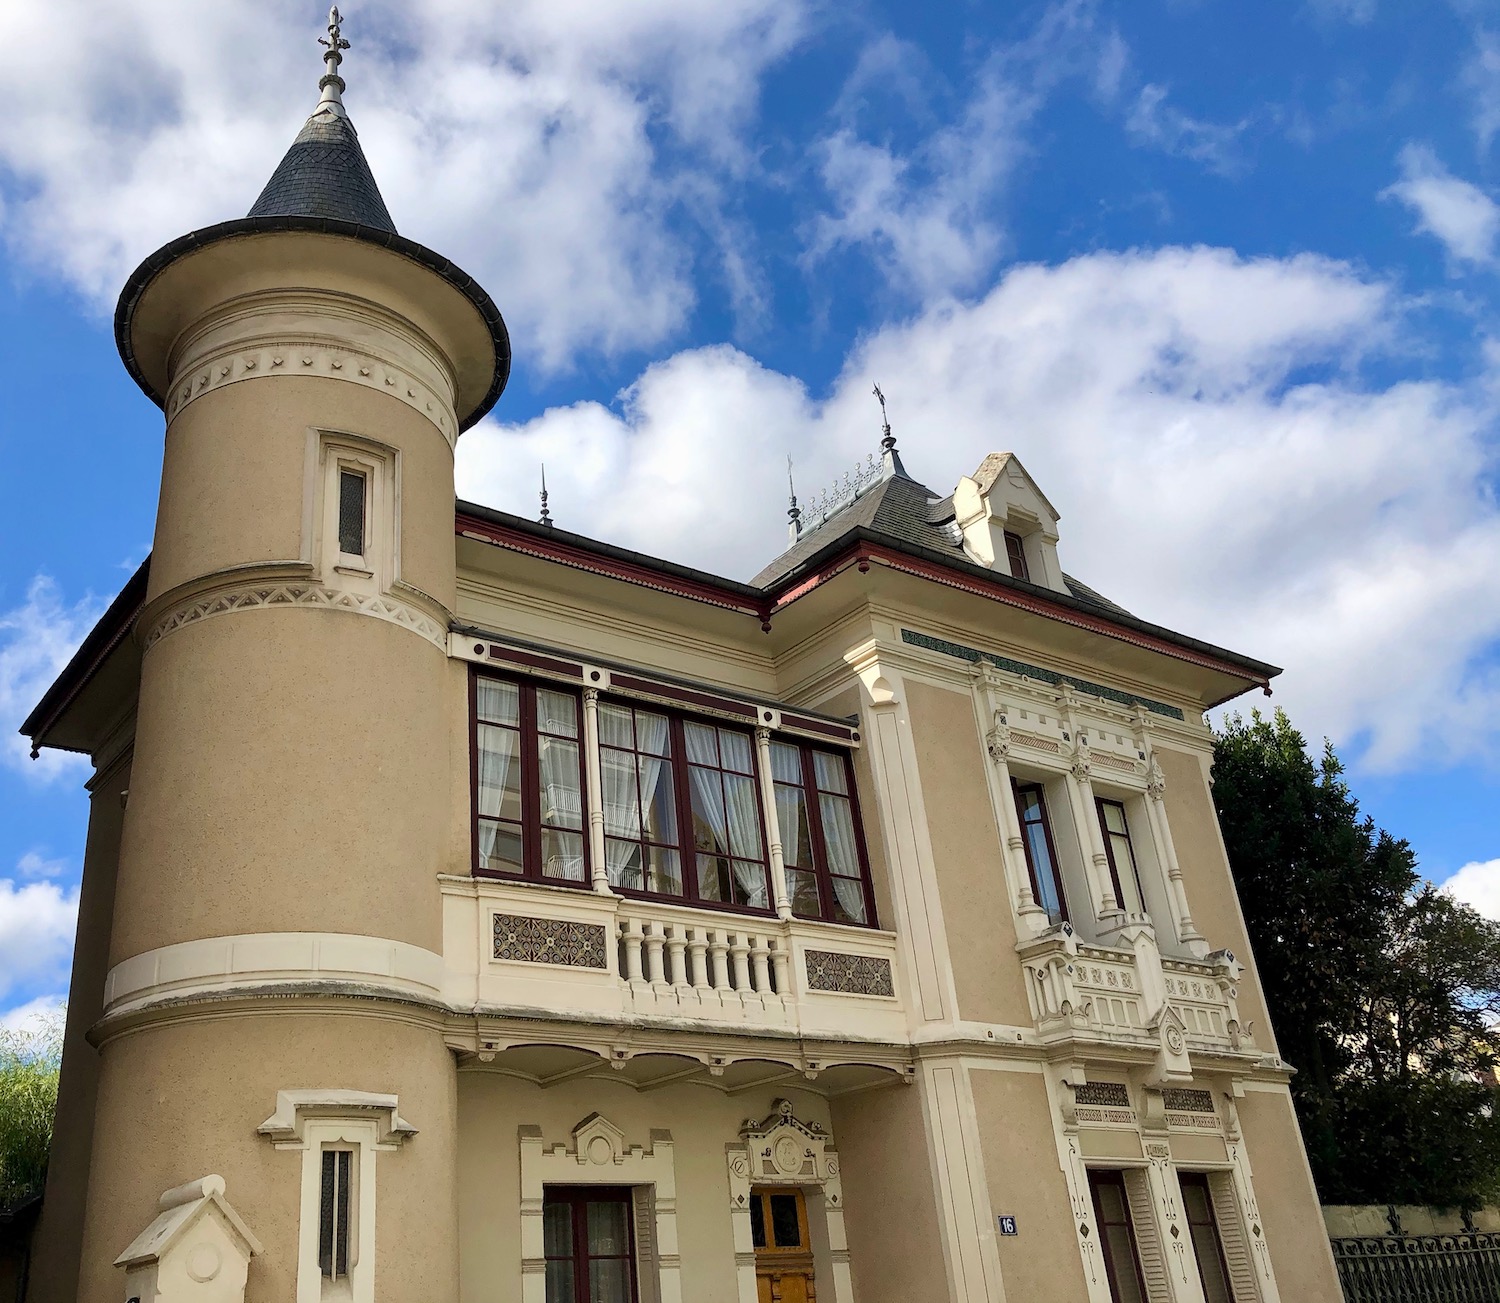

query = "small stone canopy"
[115,1174,262,1300]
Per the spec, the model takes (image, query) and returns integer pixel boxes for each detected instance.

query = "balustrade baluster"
[749,935,772,994]
[688,928,710,990]
[622,917,645,984]
[730,934,752,992]
[709,930,731,990]
[644,920,667,987]
[665,923,689,988]
[769,939,791,996]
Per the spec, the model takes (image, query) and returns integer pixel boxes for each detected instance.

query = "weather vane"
[873,384,896,452]
[319,6,351,59]
[315,6,351,114]
[539,464,554,528]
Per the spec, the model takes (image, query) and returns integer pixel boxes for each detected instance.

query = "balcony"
[1017,921,1258,1077]
[440,876,911,1057]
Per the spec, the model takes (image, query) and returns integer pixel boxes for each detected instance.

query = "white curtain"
[722,773,762,860]
[830,874,866,923]
[818,793,859,875]
[477,724,517,819]
[775,785,806,868]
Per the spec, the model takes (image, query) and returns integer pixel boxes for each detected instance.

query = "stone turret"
[61,12,506,1301]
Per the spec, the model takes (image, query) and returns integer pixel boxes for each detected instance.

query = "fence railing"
[1332,1233,1500,1303]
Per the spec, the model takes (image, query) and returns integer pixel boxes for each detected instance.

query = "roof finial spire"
[316,6,351,118]
[539,464,554,527]
[873,383,906,479]
[787,456,802,542]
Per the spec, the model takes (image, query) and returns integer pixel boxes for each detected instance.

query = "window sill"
[334,562,374,578]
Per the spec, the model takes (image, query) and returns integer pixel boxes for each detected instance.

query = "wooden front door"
[750,1187,816,1303]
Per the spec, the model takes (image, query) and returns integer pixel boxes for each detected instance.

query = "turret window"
[319,1147,355,1280]
[337,468,367,558]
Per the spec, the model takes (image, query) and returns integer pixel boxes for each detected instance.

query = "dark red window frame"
[1004,530,1030,581]
[470,671,591,885]
[542,1185,639,1303]
[772,739,879,928]
[1095,797,1147,915]
[1088,1168,1148,1303]
[1012,779,1069,925]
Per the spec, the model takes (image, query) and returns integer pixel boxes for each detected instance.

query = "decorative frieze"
[1074,1081,1131,1108]
[803,950,894,998]
[144,583,448,653]
[493,913,608,969]
[1161,1087,1216,1114]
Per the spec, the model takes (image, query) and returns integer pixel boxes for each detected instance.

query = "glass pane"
[684,720,718,765]
[543,1200,573,1257]
[749,1195,766,1248]
[697,855,731,902]
[338,469,366,555]
[776,784,811,869]
[731,859,769,909]
[647,846,683,896]
[586,1200,629,1255]
[1094,1179,1127,1223]
[636,712,670,756]
[1103,1225,1146,1303]
[478,822,524,875]
[1191,1225,1233,1303]
[788,867,822,918]
[770,740,802,785]
[477,724,522,820]
[1181,1178,1212,1224]
[723,773,763,859]
[812,751,848,794]
[690,770,730,853]
[539,737,584,829]
[606,839,643,891]
[545,1259,575,1303]
[477,679,520,725]
[334,1150,350,1276]
[537,688,578,738]
[1101,801,1129,837]
[719,730,753,774]
[599,702,634,749]
[639,757,678,844]
[588,1257,630,1303]
[818,793,860,876]
[831,874,868,925]
[602,750,641,839]
[319,1149,336,1275]
[770,1194,802,1247]
[541,828,586,881]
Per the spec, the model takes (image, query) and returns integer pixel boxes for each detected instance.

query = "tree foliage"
[1214,708,1500,1208]
[0,1011,63,1212]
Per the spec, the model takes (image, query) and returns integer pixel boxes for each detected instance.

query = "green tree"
[0,1011,63,1212]
[1213,709,1500,1208]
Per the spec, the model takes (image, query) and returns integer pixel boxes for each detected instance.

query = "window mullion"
[669,715,698,905]
[800,746,837,923]
[520,685,540,880]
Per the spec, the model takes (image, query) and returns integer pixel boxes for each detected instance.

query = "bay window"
[472,669,877,925]
[473,676,588,883]
[771,741,874,925]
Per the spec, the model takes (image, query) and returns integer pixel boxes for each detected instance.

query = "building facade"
[20,18,1343,1303]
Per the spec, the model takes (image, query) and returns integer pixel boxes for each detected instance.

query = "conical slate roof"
[248,107,395,231]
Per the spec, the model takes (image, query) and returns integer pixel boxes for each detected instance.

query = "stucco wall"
[970,1066,1090,1302]
[906,679,1030,1026]
[456,1072,837,1303]
[1237,1085,1342,1302]
[25,754,131,1303]
[72,1012,458,1303]
[831,1083,948,1303]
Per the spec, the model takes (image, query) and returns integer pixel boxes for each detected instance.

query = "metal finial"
[316,6,351,116]
[539,464,553,527]
[787,456,802,541]
[873,384,895,453]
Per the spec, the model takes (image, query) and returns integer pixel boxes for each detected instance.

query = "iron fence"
[1332,1233,1500,1303]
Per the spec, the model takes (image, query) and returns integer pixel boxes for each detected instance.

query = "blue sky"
[3,0,1500,1024]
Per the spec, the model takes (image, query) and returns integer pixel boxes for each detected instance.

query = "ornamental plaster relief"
[164,290,460,443]
[142,580,449,654]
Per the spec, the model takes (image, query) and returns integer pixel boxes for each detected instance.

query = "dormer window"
[1004,530,1029,581]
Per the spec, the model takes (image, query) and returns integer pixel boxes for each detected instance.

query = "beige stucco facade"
[21,64,1343,1303]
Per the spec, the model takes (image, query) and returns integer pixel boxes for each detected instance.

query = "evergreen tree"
[1213,709,1500,1208]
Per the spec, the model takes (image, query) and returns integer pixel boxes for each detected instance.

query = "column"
[582,687,612,895]
[1144,752,1205,949]
[754,725,793,921]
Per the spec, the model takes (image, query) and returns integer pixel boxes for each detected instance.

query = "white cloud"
[1464,29,1500,154]
[1125,85,1253,177]
[16,852,65,881]
[1385,144,1500,268]
[460,244,1500,772]
[0,578,106,782]
[0,876,79,1003]
[1441,859,1500,920]
[0,0,805,369]
[0,994,66,1036]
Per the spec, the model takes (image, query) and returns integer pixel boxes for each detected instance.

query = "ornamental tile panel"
[803,950,895,998]
[1074,1081,1132,1108]
[1161,1088,1216,1113]
[492,913,608,969]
